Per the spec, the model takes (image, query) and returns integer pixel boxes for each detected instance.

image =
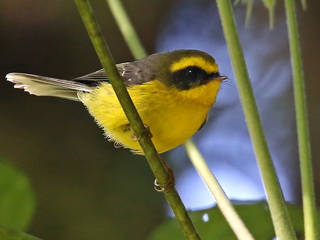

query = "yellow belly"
[79,79,221,154]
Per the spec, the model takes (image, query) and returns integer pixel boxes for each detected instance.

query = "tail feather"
[6,73,93,101]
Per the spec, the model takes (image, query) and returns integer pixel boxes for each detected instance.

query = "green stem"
[74,1,200,239]
[108,0,255,238]
[215,0,297,239]
[184,140,255,240]
[301,0,307,11]
[105,0,147,59]
[284,0,319,239]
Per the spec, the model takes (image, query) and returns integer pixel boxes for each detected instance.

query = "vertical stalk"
[284,0,319,239]
[74,0,200,239]
[215,0,297,239]
[107,0,256,238]
[105,0,147,59]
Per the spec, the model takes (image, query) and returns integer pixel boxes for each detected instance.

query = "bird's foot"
[154,157,175,192]
[130,124,153,141]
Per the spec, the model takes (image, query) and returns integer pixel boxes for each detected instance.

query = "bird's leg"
[154,157,175,193]
[130,124,153,141]
[129,124,174,192]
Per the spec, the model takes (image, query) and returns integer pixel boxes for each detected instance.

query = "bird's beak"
[213,74,228,82]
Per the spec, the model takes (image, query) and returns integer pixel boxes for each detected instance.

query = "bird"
[6,49,226,154]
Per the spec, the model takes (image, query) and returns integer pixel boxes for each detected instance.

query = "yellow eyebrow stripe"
[170,56,218,74]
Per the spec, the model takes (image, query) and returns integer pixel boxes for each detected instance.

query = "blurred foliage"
[149,201,319,240]
[1,0,171,239]
[0,225,42,240]
[0,159,35,231]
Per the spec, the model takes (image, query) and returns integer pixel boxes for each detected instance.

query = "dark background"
[1,1,319,240]
[1,1,172,239]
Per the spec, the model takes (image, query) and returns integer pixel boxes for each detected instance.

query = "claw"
[130,132,140,141]
[130,124,153,142]
[153,158,175,193]
[114,142,123,148]
[154,179,164,192]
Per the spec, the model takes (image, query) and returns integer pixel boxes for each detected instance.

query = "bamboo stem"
[215,0,297,239]
[107,0,255,238]
[74,0,200,239]
[284,0,319,239]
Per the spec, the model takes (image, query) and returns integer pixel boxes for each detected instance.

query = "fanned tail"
[6,73,93,101]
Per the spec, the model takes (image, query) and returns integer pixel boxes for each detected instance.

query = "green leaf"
[0,225,42,240]
[0,159,36,231]
[149,201,318,240]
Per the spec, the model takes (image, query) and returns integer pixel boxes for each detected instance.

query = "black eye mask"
[172,66,213,90]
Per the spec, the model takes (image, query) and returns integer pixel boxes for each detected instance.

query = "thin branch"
[184,140,255,240]
[108,0,255,238]
[215,0,297,239]
[74,0,200,239]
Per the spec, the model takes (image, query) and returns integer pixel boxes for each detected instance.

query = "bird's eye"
[172,66,208,90]
[186,69,197,79]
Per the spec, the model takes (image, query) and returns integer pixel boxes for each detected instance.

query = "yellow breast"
[79,79,221,153]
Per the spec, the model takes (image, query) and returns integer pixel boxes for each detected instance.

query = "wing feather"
[74,62,152,86]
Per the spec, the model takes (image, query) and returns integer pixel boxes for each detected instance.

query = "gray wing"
[6,62,153,101]
[74,62,153,87]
